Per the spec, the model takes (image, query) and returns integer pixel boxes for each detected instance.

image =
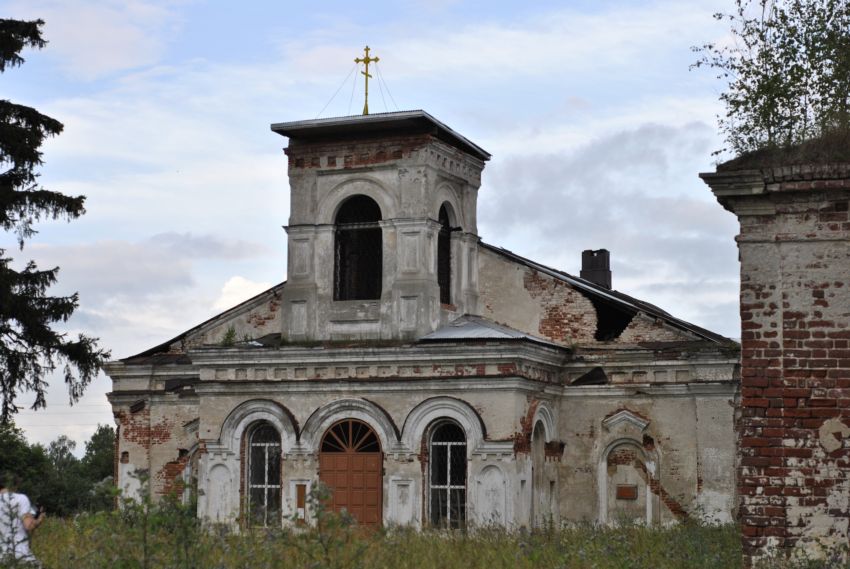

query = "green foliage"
[220,326,237,347]
[23,513,753,569]
[0,422,49,500]
[0,422,115,516]
[82,424,117,483]
[0,18,109,422]
[692,0,850,159]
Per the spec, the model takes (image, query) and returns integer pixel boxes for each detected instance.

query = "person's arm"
[21,503,45,532]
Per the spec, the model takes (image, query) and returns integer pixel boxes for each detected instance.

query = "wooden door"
[319,419,383,526]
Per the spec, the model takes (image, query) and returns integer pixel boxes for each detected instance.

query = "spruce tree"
[0,18,109,422]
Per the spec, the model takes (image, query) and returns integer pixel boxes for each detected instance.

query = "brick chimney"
[580,249,611,289]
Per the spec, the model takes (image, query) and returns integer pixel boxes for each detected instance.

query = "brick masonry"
[702,163,850,562]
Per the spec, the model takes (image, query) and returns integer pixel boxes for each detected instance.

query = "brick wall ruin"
[702,163,850,562]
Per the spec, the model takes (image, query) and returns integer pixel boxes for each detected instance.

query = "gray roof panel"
[270,110,491,161]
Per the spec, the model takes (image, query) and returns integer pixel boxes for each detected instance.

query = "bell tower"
[271,111,490,342]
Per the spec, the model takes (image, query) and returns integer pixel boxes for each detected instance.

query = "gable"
[477,243,733,348]
[122,283,284,362]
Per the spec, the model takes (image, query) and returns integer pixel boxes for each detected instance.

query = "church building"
[106,109,740,528]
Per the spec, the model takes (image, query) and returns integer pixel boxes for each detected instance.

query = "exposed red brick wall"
[703,164,850,562]
[116,406,173,448]
[285,134,432,171]
[157,451,190,497]
[618,314,694,344]
[523,270,597,344]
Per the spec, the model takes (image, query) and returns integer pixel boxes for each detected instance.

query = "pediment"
[602,409,649,433]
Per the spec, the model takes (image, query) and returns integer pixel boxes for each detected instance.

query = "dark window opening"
[247,422,281,526]
[437,204,452,305]
[320,419,381,453]
[334,195,382,301]
[429,422,467,528]
[571,366,609,386]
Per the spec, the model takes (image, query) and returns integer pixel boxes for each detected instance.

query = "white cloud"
[6,0,183,80]
[213,276,274,311]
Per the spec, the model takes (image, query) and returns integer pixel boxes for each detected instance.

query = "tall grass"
[23,497,849,569]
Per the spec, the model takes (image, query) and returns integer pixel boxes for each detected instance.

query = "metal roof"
[421,314,561,347]
[270,110,491,161]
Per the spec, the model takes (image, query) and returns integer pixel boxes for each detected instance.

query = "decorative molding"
[602,409,649,433]
[401,396,487,456]
[299,398,401,453]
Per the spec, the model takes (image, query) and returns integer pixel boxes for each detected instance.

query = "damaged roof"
[479,242,735,346]
[119,241,734,364]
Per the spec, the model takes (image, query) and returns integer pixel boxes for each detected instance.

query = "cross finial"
[354,45,380,115]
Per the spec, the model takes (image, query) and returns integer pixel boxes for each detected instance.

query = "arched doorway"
[318,419,383,526]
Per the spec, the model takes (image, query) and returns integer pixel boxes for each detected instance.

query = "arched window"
[437,204,452,305]
[246,422,281,526]
[428,421,467,528]
[334,195,382,300]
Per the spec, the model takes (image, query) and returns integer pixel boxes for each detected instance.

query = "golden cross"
[354,45,380,115]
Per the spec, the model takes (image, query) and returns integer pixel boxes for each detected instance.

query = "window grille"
[437,205,452,305]
[247,422,281,526]
[334,195,382,300]
[429,422,467,528]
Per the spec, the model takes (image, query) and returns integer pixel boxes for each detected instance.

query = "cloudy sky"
[3,0,742,450]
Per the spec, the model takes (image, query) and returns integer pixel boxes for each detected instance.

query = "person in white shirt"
[0,472,46,566]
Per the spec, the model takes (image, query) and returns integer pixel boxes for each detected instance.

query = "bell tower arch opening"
[437,203,453,305]
[334,195,382,301]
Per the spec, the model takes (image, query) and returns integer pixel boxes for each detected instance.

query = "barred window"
[246,422,281,526]
[334,195,382,301]
[428,421,467,528]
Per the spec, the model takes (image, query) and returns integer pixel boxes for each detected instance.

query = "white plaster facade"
[106,111,739,529]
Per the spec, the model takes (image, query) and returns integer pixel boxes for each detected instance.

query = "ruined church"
[106,109,740,529]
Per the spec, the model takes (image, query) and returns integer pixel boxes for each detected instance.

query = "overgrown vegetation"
[26,500,850,569]
[0,422,114,516]
[692,0,850,165]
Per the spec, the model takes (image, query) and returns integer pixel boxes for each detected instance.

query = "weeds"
[25,497,850,569]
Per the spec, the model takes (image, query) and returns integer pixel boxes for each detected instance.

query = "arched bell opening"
[437,203,453,305]
[334,195,383,301]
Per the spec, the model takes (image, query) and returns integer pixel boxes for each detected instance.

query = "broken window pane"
[430,445,448,485]
[430,487,448,527]
[449,445,466,486]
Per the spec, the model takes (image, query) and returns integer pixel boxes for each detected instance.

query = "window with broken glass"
[437,204,452,305]
[429,421,467,528]
[334,195,382,301]
[246,422,281,526]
